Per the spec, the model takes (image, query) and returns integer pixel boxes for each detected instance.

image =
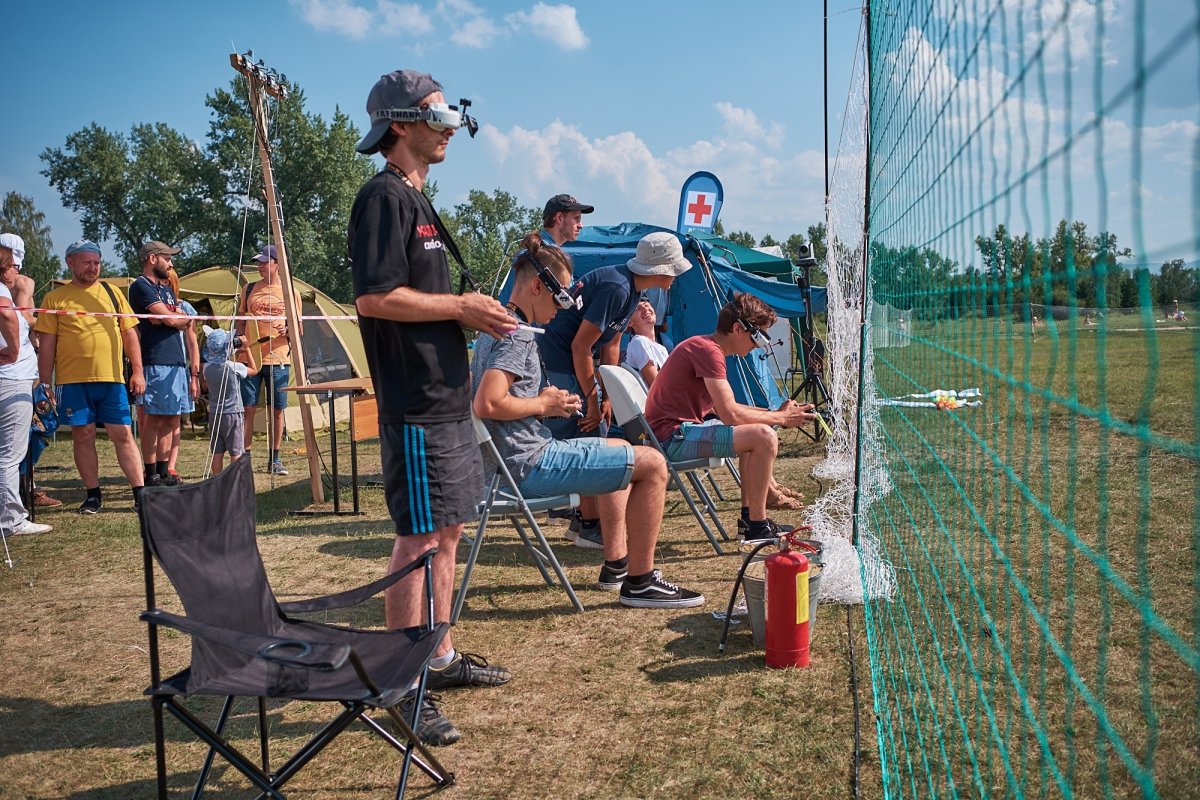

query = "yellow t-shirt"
[240,281,295,366]
[35,281,139,384]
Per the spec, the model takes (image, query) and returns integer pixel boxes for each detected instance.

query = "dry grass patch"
[0,434,874,799]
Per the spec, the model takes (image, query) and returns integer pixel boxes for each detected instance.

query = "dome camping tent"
[177,267,370,433]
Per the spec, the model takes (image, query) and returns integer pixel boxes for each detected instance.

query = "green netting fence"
[838,2,1200,797]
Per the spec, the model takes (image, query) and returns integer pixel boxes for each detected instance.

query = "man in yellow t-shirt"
[35,240,146,514]
[234,244,302,475]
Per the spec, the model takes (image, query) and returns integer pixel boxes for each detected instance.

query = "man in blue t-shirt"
[537,231,692,547]
[129,240,194,488]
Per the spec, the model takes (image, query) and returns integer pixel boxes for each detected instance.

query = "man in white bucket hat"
[537,230,691,551]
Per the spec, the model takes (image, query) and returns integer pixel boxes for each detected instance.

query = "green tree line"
[25,73,1197,314]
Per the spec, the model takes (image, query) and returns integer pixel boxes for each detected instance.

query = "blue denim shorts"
[663,419,737,462]
[240,364,290,409]
[518,438,634,499]
[57,382,132,427]
[138,364,194,415]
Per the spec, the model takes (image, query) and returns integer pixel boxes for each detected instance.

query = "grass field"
[0,421,870,799]
[2,317,1195,799]
[865,316,1200,798]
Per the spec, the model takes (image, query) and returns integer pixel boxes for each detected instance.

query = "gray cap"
[356,70,443,154]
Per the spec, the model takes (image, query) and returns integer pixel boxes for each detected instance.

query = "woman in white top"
[0,233,51,536]
[624,301,669,387]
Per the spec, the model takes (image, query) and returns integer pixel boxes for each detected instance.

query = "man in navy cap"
[348,69,515,747]
[35,241,146,514]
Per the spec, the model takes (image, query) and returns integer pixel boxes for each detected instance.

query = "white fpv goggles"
[371,101,479,137]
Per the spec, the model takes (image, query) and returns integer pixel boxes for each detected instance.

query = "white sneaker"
[13,520,52,536]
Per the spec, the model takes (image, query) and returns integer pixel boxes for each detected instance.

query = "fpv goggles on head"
[739,318,772,349]
[529,253,583,310]
[372,98,479,138]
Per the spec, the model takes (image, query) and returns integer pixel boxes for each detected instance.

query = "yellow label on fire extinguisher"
[796,569,809,624]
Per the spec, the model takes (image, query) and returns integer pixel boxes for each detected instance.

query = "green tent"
[178,266,369,384]
[688,231,796,279]
[178,267,370,432]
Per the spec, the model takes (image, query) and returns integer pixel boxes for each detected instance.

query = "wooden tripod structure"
[230,51,325,504]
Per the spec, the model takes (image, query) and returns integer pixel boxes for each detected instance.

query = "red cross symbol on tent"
[686,192,714,226]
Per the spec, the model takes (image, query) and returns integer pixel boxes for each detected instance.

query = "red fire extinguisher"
[764,541,811,669]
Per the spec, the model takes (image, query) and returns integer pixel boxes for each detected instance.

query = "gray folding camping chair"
[138,457,454,799]
[599,364,733,554]
[452,413,584,624]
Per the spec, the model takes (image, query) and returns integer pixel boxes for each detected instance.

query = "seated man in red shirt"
[644,292,816,540]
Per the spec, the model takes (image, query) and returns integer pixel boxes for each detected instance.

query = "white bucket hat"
[626,232,692,277]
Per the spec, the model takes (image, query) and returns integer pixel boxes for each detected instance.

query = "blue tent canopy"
[554,223,827,407]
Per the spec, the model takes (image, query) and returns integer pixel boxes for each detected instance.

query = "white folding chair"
[599,365,732,555]
[452,414,584,623]
[619,362,739,501]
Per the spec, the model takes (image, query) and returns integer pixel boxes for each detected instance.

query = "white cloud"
[1110,180,1164,207]
[1025,0,1119,71]
[714,102,785,150]
[436,0,499,48]
[377,0,432,35]
[290,0,374,39]
[480,112,825,236]
[505,3,589,51]
[292,0,590,52]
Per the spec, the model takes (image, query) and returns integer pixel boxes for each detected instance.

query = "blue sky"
[0,1,1195,269]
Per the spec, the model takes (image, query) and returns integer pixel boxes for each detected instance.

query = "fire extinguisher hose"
[717,538,779,654]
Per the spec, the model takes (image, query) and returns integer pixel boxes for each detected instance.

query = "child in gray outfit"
[201,326,257,474]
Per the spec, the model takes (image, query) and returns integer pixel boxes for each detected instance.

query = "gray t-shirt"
[470,318,555,483]
[204,359,249,417]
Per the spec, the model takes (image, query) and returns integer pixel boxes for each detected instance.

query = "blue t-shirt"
[129,275,186,366]
[538,264,641,374]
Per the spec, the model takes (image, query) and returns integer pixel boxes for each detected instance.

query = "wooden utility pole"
[230,51,324,504]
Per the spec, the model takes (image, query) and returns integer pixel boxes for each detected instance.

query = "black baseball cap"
[544,194,595,216]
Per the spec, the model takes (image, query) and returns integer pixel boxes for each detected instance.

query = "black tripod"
[789,247,833,442]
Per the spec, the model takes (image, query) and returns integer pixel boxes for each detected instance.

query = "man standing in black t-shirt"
[348,69,516,748]
[129,240,195,488]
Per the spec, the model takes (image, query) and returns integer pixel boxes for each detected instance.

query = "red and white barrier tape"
[7,307,358,322]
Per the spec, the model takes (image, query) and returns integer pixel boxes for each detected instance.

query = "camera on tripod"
[795,240,817,268]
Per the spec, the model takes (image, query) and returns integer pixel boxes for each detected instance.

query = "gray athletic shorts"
[209,411,246,457]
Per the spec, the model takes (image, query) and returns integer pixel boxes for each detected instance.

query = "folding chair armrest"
[278,547,439,615]
[139,609,352,671]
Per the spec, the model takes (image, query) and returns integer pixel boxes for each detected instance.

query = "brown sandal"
[775,484,805,500]
[766,487,804,511]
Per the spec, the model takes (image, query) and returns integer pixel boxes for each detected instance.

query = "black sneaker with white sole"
[598,565,660,591]
[619,574,705,608]
[739,517,794,541]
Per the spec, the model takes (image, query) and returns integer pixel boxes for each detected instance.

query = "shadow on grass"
[635,611,767,683]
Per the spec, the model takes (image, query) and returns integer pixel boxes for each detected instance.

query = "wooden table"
[283,378,373,516]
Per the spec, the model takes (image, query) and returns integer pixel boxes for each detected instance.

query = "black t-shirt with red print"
[347,169,469,424]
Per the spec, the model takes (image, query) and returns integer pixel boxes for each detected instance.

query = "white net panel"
[803,19,895,606]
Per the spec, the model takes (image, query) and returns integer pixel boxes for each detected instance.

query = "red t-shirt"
[645,335,727,442]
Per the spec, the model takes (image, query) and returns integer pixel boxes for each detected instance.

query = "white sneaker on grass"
[13,520,52,536]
